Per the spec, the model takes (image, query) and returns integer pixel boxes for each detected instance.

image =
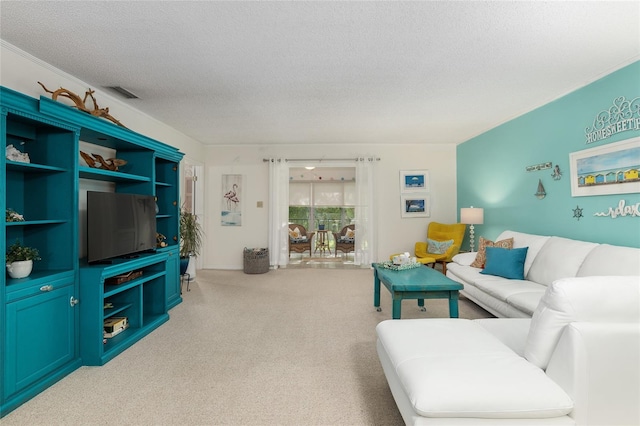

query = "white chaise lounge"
[376,276,640,425]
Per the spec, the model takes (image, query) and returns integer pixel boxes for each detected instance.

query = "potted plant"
[6,239,41,279]
[179,208,203,276]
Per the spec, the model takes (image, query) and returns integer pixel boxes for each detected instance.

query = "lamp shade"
[460,207,484,225]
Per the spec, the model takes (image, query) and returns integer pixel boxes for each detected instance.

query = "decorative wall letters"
[594,199,640,219]
[584,96,640,144]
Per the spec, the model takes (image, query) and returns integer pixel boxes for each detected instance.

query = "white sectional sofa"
[446,230,640,318]
[376,276,640,425]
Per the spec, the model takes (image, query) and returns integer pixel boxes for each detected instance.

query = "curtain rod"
[262,157,380,162]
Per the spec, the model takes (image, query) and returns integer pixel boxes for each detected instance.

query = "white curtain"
[354,158,377,267]
[269,157,377,268]
[268,159,290,268]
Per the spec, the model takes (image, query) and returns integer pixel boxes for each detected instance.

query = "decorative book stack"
[103,317,128,338]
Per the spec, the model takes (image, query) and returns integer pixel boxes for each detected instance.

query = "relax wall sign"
[594,199,640,219]
[585,96,640,144]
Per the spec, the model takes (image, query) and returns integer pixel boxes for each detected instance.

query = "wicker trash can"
[243,247,269,274]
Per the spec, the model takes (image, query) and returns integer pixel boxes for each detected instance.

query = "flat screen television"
[87,191,157,264]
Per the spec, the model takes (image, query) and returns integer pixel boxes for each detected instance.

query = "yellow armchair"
[415,222,466,274]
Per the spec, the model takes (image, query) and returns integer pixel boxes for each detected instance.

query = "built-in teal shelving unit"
[1,86,184,417]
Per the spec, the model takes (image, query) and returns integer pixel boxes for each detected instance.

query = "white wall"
[0,42,206,166]
[1,41,207,258]
[1,41,459,270]
[204,144,457,269]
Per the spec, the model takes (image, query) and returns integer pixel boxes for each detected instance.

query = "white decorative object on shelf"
[6,259,33,279]
[392,252,416,266]
[6,208,25,222]
[594,199,640,218]
[5,144,30,163]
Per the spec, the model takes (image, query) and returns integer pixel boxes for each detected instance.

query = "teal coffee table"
[373,263,464,319]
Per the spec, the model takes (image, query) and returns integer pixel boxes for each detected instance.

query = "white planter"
[6,259,33,279]
[186,255,197,278]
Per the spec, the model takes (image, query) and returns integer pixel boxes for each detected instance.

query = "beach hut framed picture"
[569,137,640,197]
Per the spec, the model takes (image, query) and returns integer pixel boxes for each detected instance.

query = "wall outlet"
[257,201,263,208]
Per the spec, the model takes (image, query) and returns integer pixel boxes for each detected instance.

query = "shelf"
[156,214,171,219]
[6,160,67,173]
[100,312,169,358]
[6,219,68,227]
[102,326,137,351]
[5,269,74,287]
[155,181,172,187]
[104,303,132,319]
[103,270,166,298]
[79,166,150,183]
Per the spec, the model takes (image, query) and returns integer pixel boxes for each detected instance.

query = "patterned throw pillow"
[470,236,514,268]
[427,238,454,255]
[346,229,355,238]
[289,227,301,239]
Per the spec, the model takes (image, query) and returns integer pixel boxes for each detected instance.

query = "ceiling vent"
[105,86,139,99]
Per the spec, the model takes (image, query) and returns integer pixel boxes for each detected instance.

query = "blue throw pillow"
[427,238,454,255]
[480,246,529,280]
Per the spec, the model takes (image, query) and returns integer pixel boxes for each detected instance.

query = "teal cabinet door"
[166,248,182,310]
[4,284,76,397]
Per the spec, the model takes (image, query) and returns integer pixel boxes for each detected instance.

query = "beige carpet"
[3,268,492,426]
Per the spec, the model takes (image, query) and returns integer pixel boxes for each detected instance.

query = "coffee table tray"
[377,261,422,271]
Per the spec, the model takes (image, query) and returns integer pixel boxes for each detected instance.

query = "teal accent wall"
[457,61,640,248]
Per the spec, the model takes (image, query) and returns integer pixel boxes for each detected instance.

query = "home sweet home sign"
[585,96,640,144]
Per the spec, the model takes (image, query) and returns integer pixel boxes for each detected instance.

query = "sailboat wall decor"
[535,179,547,199]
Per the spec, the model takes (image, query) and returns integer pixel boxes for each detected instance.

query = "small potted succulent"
[6,239,41,279]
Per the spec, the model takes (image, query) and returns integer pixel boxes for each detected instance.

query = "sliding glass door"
[268,159,377,268]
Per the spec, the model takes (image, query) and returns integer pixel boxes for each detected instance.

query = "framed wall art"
[569,137,640,197]
[401,194,430,218]
[399,170,429,193]
[221,174,242,226]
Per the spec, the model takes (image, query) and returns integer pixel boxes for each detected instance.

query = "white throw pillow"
[289,227,301,239]
[452,252,477,266]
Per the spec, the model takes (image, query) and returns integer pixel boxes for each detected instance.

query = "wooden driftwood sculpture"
[38,81,127,128]
[156,233,168,248]
[80,151,127,171]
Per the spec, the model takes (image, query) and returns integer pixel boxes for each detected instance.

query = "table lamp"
[460,206,484,252]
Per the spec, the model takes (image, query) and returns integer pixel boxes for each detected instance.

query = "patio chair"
[288,224,315,257]
[333,224,355,256]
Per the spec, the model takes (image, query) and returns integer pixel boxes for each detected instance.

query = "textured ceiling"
[1,1,639,146]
